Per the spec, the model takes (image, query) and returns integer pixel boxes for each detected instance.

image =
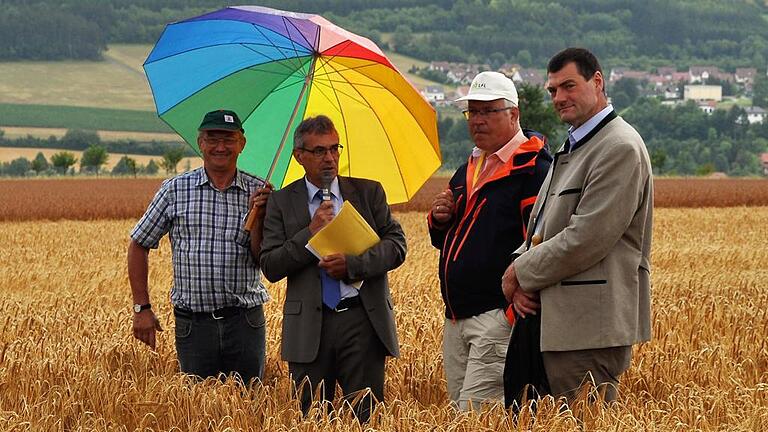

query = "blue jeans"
[174,305,266,384]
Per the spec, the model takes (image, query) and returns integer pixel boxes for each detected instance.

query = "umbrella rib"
[238,42,308,76]
[313,55,379,106]
[249,24,307,73]
[311,79,368,111]
[313,61,353,174]
[266,54,317,182]
[280,16,316,56]
[322,60,409,194]
[331,58,437,163]
[270,76,309,94]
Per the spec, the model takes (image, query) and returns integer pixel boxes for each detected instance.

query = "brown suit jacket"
[514,115,653,352]
[260,176,406,363]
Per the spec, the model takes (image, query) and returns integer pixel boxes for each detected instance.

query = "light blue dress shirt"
[567,104,615,152]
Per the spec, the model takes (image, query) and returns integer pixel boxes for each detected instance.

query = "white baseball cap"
[455,71,518,106]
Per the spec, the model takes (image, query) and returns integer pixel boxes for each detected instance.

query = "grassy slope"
[0,47,155,110]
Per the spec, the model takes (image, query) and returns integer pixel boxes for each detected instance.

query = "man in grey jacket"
[501,47,653,403]
[260,115,406,422]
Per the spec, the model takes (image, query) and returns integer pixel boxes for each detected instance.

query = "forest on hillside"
[1,0,767,70]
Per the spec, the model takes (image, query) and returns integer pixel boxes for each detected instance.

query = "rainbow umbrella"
[144,5,440,203]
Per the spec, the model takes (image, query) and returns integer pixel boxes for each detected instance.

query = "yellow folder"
[306,201,380,259]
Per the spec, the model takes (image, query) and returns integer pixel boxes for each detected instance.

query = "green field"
[0,103,172,133]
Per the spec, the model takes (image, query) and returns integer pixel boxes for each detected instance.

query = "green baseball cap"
[198,109,244,132]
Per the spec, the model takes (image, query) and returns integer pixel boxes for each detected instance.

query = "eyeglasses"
[203,136,239,146]
[462,107,513,120]
[299,144,344,157]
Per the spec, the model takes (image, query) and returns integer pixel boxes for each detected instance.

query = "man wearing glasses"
[128,109,272,384]
[428,72,551,409]
[260,115,406,422]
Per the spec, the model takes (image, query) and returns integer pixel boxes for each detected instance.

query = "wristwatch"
[133,303,152,313]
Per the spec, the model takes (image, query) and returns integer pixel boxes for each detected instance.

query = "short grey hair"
[293,115,338,149]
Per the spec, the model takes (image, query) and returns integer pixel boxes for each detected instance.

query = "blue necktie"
[314,190,341,309]
[321,269,341,309]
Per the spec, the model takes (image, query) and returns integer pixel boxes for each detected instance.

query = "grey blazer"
[260,176,406,363]
[514,115,653,352]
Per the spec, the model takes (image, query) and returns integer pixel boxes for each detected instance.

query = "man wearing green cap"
[128,109,273,384]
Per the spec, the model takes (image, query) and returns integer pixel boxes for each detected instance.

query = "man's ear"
[292,149,303,165]
[510,106,520,123]
[593,70,605,93]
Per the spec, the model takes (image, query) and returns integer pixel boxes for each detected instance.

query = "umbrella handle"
[244,209,259,232]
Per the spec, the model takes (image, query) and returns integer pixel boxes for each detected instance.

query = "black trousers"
[289,304,387,422]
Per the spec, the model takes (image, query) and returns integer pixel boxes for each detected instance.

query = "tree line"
[1,0,767,70]
[0,129,191,177]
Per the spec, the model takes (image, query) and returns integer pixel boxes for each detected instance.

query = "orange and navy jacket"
[428,130,552,320]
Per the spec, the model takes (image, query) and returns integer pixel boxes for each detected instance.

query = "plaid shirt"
[131,167,270,312]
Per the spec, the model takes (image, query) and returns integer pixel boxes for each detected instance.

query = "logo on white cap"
[455,71,518,106]
[224,114,234,123]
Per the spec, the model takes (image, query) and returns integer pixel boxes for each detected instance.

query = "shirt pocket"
[229,211,251,248]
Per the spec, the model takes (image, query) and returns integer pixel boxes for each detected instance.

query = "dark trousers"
[174,305,266,384]
[289,304,387,422]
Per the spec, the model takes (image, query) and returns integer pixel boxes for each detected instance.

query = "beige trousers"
[542,345,632,403]
[443,308,513,410]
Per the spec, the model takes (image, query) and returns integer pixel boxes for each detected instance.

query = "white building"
[684,85,722,102]
[744,106,766,124]
[421,85,445,102]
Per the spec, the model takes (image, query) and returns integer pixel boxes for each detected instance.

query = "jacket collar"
[289,176,362,223]
[466,135,546,188]
[559,110,618,155]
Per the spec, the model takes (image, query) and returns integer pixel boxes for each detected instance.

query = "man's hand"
[319,253,348,280]
[513,289,540,318]
[501,262,520,303]
[430,189,455,225]
[309,201,335,234]
[502,262,541,318]
[132,310,163,350]
[249,183,273,223]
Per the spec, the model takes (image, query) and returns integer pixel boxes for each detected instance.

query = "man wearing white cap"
[428,71,551,409]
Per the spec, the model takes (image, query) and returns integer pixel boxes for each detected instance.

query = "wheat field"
[1,206,767,431]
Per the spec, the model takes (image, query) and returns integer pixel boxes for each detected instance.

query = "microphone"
[320,171,334,202]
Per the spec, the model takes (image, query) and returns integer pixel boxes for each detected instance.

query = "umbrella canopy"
[144,5,440,203]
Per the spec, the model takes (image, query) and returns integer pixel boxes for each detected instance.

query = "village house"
[494,64,543,86]
[689,66,733,83]
[744,106,766,124]
[609,67,651,83]
[428,61,488,85]
[696,100,717,115]
[421,85,445,103]
[735,67,757,85]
